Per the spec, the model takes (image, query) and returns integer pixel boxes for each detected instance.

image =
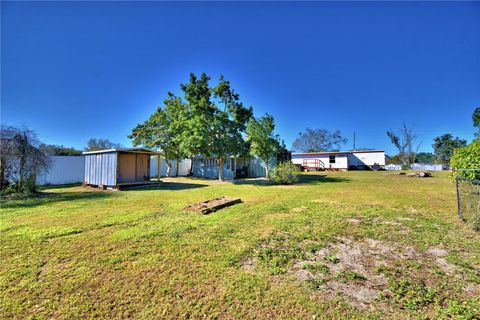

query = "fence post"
[455,174,463,220]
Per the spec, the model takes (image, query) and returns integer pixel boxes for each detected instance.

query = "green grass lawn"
[1,172,479,319]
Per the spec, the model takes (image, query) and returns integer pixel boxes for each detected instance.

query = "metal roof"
[292,150,384,156]
[82,147,160,155]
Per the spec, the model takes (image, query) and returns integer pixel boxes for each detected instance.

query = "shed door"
[118,153,136,182]
[135,154,149,181]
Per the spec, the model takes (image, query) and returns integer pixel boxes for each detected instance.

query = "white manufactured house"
[292,150,386,170]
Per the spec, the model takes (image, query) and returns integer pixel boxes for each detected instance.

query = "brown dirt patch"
[244,234,479,311]
[287,237,479,310]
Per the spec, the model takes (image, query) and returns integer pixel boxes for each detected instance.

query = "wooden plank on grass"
[184,197,242,214]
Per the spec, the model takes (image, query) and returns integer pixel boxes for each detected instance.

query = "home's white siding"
[37,156,85,185]
[292,150,385,170]
[292,153,348,169]
[348,151,385,167]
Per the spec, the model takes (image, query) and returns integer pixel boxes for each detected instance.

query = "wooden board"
[184,197,242,214]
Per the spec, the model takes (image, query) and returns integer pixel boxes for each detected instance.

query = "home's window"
[225,159,230,170]
[329,155,336,164]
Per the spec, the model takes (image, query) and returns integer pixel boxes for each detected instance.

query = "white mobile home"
[292,150,385,170]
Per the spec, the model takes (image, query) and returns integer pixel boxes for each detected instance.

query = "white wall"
[150,157,192,177]
[349,151,386,166]
[292,153,348,169]
[37,156,85,185]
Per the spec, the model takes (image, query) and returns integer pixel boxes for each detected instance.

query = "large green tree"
[129,93,187,177]
[180,73,252,181]
[246,114,283,179]
[433,134,467,164]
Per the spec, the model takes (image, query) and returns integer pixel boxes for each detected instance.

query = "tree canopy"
[415,152,434,163]
[85,138,122,151]
[473,107,480,139]
[292,128,347,152]
[386,123,420,165]
[432,134,467,164]
[129,73,254,181]
[129,93,187,176]
[450,140,480,180]
[39,144,82,156]
[246,114,284,179]
[0,125,51,195]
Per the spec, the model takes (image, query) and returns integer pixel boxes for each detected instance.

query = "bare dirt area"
[243,231,480,313]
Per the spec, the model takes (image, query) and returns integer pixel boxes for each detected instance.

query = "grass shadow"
[124,181,207,191]
[40,183,83,190]
[233,174,350,186]
[297,174,350,185]
[233,178,274,186]
[0,191,114,210]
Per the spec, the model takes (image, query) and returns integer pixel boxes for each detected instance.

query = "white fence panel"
[150,157,192,177]
[37,156,85,185]
[384,164,402,170]
[385,163,447,171]
[411,163,446,171]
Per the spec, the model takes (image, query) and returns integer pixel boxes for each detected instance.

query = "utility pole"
[353,132,356,151]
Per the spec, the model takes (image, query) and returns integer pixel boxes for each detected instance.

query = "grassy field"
[1,171,479,319]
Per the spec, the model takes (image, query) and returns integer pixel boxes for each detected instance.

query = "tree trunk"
[0,158,5,191]
[165,161,171,177]
[265,161,270,179]
[218,158,224,181]
[19,151,26,192]
[189,156,193,176]
[175,159,179,177]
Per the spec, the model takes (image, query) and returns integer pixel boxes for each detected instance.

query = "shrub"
[272,161,300,185]
[0,174,38,196]
[450,140,480,180]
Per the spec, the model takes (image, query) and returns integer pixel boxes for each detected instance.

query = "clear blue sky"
[2,1,479,155]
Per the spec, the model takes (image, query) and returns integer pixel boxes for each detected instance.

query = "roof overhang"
[82,148,160,155]
[292,150,385,156]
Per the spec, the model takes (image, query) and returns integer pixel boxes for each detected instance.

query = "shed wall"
[84,152,117,186]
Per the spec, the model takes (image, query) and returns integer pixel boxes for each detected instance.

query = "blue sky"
[2,1,479,155]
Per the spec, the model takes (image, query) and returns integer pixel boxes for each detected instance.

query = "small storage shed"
[83,148,160,187]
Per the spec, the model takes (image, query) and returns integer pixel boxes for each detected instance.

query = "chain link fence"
[456,174,480,231]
